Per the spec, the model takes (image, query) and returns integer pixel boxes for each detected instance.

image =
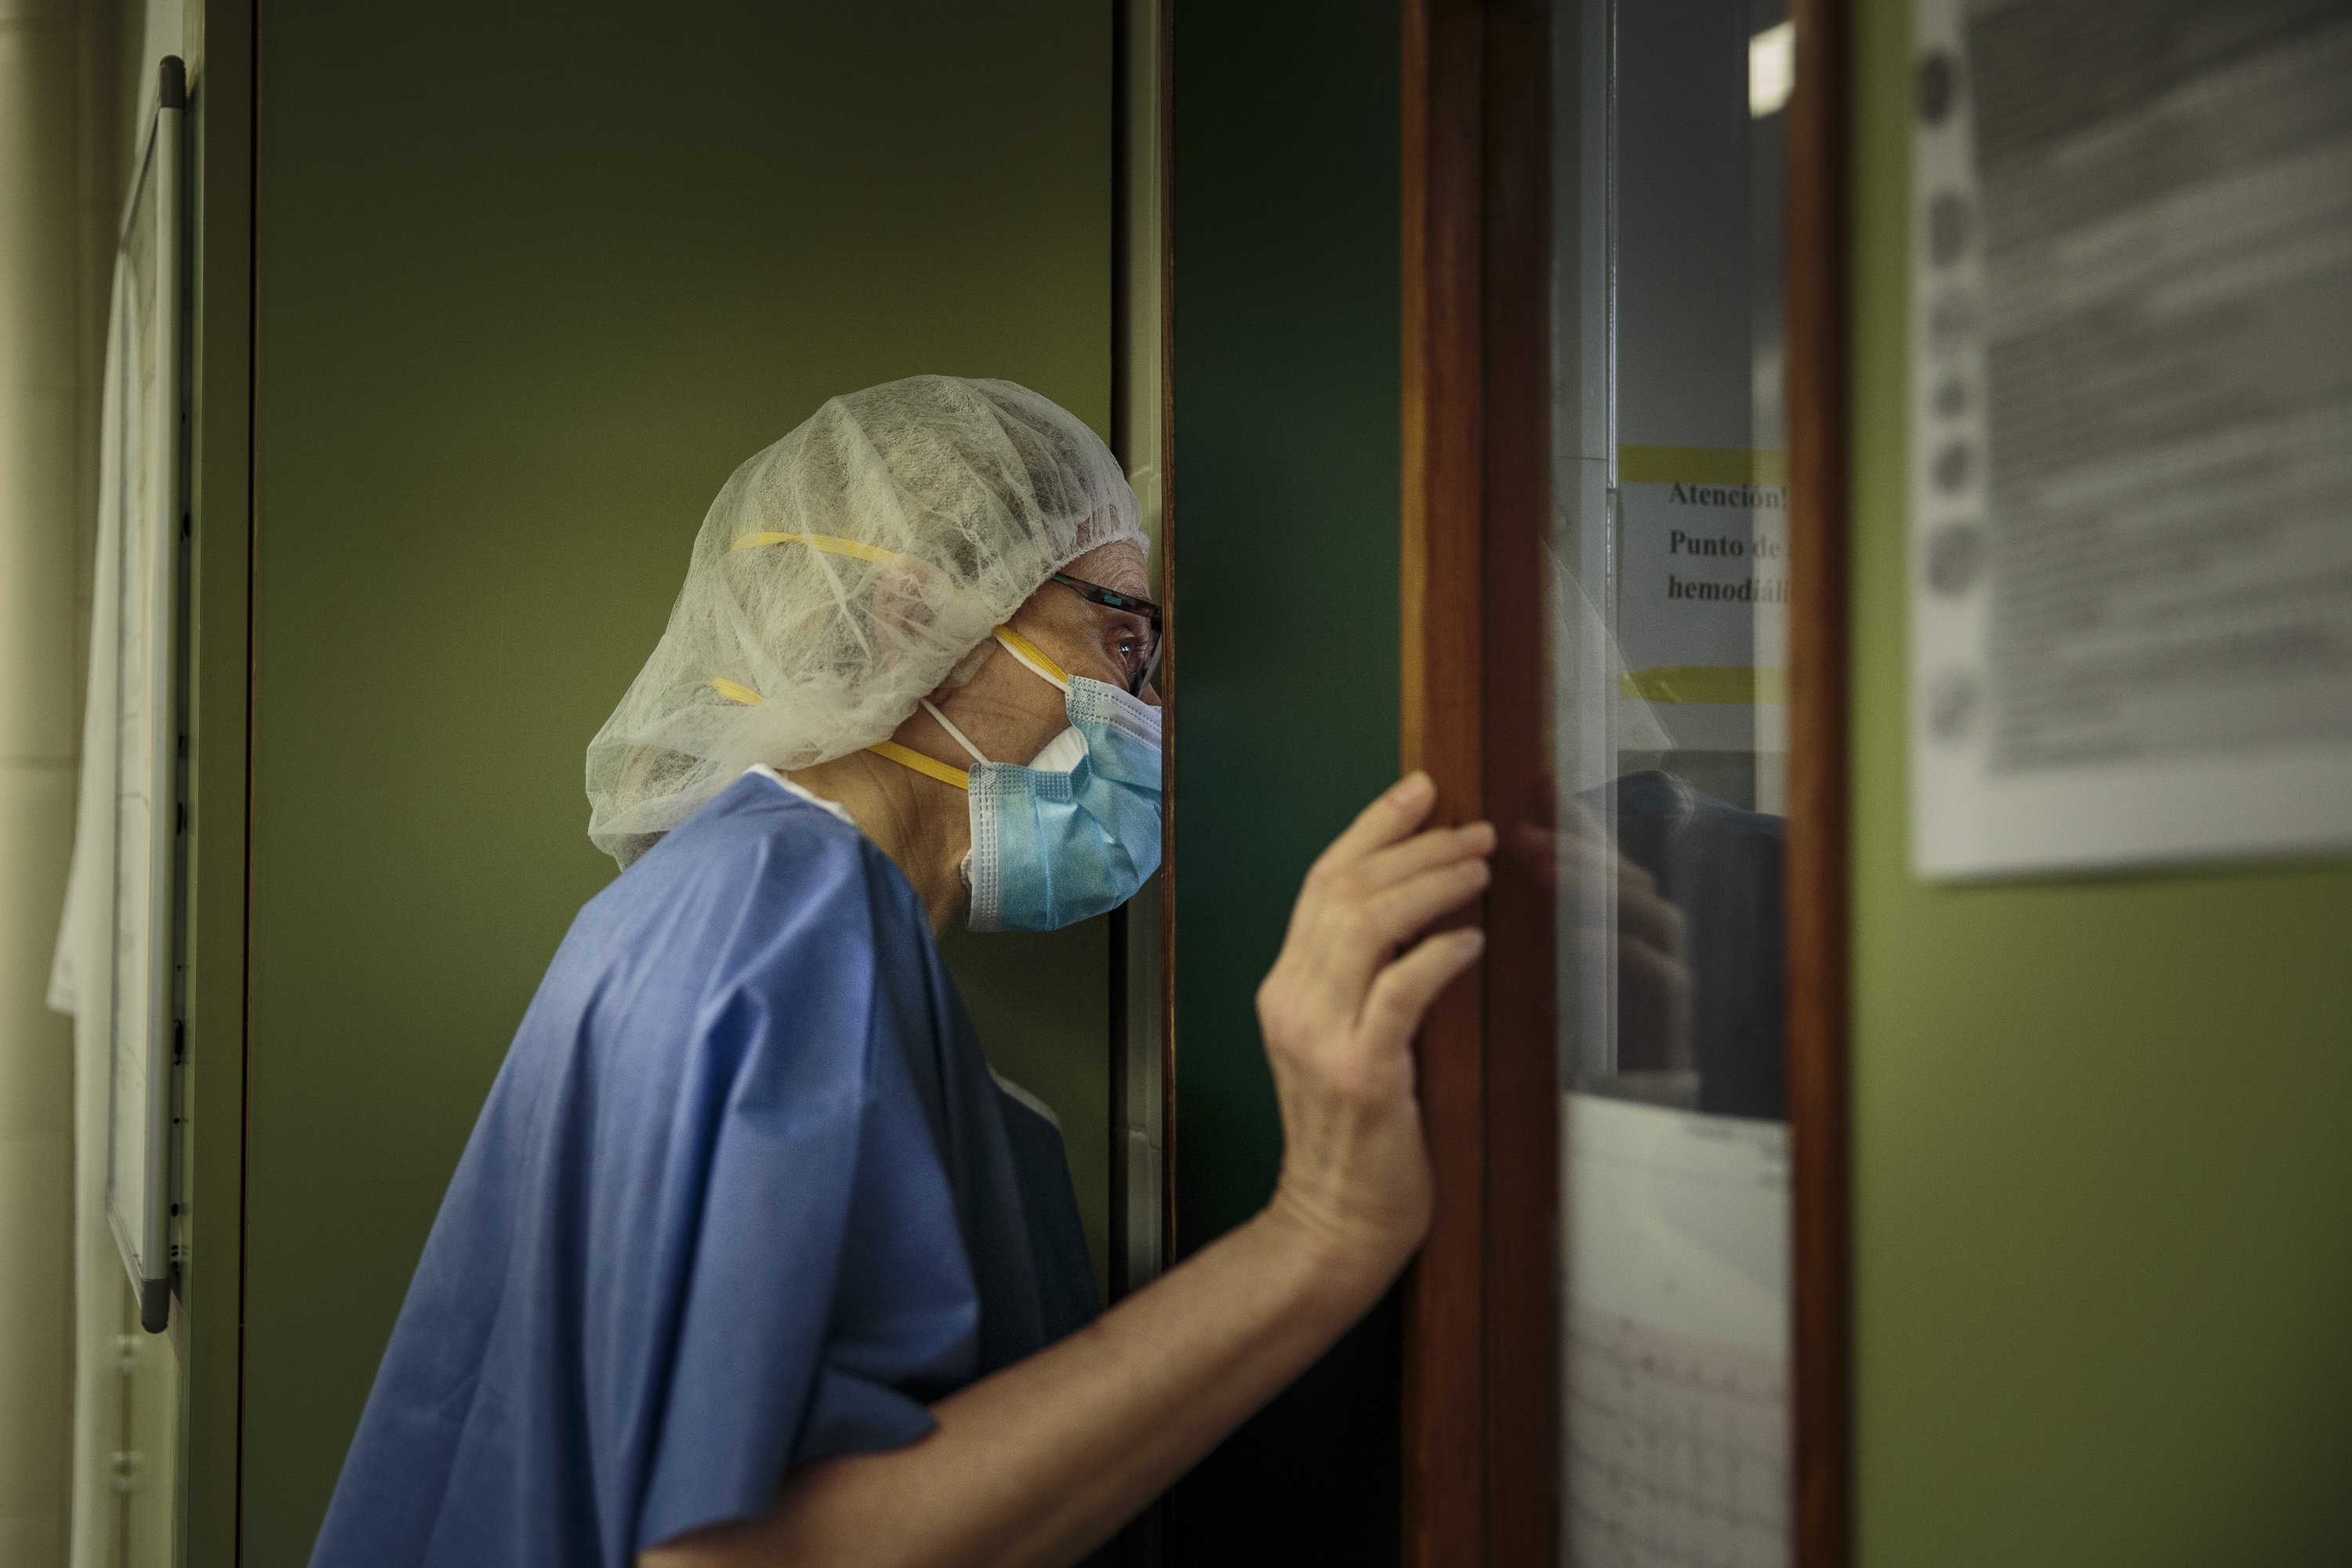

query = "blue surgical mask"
[866,626,1162,932]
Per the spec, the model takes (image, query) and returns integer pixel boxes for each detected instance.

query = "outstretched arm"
[643,772,1492,1568]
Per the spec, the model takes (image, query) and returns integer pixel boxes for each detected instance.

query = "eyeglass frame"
[1049,571,1163,695]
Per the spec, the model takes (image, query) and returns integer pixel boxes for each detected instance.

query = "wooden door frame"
[1398,2,1490,1562]
[1784,2,1854,1560]
[1399,0,1852,1561]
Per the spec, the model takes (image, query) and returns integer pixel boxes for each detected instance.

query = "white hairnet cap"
[586,375,1142,867]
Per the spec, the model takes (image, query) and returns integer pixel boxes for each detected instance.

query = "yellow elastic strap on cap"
[730,531,910,568]
[710,677,764,705]
[866,740,971,791]
[992,625,1072,690]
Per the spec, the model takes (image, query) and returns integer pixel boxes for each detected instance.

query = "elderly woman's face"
[1009,540,1160,706]
[937,539,1158,772]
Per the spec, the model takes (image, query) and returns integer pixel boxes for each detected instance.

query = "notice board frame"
[1397,0,1852,1562]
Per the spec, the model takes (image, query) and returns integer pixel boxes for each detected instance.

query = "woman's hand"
[1255,772,1494,1281]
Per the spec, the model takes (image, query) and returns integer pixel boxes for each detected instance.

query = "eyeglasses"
[1051,572,1162,695]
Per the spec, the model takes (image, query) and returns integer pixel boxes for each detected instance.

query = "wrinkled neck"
[780,751,971,936]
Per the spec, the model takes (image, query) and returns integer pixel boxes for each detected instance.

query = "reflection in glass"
[1550,2,1791,1563]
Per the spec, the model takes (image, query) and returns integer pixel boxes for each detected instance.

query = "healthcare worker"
[310,376,1493,1568]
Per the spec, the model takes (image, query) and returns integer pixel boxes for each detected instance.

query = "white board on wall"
[53,58,187,1334]
[1908,0,2352,880]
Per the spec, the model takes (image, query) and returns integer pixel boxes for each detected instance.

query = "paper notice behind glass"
[1611,0,1791,771]
[1910,0,2352,878]
[1563,1094,1789,1568]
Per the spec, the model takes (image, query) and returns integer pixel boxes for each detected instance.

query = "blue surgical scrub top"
[310,772,1099,1567]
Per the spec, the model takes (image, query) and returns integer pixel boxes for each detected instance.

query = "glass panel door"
[1551,2,1794,1563]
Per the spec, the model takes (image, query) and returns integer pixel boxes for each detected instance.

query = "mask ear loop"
[993,626,1073,692]
[860,698,987,793]
[921,699,990,766]
[912,699,990,897]
[860,626,1070,793]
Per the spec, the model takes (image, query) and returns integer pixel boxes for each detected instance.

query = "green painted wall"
[1846,2,2352,1563]
[244,3,1111,1560]
[1167,1,1404,1560]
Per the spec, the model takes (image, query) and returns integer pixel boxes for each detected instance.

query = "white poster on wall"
[1909,0,2352,879]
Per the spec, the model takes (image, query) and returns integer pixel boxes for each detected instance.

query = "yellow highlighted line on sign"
[1620,665,1788,705]
[1617,445,1788,486]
